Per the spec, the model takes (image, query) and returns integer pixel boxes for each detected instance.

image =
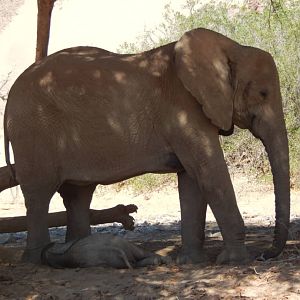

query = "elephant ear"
[174,29,235,131]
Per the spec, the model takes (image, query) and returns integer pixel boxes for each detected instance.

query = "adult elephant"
[3,28,290,264]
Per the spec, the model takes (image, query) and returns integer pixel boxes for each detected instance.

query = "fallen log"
[0,204,137,233]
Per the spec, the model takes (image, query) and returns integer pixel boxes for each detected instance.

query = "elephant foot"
[216,246,252,265]
[135,255,172,267]
[176,250,208,265]
[22,246,45,264]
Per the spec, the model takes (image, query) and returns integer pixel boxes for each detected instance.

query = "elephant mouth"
[249,115,261,139]
[218,123,234,136]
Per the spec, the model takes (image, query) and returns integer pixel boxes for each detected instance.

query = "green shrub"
[121,173,177,194]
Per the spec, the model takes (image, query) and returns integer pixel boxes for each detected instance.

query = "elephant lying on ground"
[42,233,167,269]
[2,28,290,265]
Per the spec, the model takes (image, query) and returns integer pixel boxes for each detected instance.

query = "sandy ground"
[0,174,300,299]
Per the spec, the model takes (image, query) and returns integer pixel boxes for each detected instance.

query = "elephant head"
[175,28,290,259]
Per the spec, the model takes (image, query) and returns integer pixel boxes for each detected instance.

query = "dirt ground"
[0,174,300,299]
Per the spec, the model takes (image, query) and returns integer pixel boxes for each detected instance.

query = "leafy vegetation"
[117,173,177,195]
[117,0,300,191]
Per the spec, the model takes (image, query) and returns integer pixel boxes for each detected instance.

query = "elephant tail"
[2,107,18,192]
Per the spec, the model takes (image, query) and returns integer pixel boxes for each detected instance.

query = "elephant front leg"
[177,171,208,264]
[200,161,251,264]
[59,183,96,242]
[175,133,251,264]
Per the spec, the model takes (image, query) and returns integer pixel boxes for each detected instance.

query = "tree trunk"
[36,0,55,62]
[0,205,137,233]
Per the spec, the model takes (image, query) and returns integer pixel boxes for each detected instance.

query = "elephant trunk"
[252,118,290,259]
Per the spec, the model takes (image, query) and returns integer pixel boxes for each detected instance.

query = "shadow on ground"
[0,219,300,299]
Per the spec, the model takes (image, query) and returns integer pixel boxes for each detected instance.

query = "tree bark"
[0,205,137,233]
[36,0,55,62]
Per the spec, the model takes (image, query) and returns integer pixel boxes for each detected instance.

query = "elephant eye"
[260,89,268,99]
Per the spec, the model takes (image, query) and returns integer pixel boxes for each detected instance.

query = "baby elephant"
[41,233,168,269]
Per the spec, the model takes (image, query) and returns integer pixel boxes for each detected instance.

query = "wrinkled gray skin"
[42,233,166,269]
[4,28,290,265]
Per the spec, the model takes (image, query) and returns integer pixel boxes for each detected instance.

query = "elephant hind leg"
[21,182,58,264]
[58,183,96,242]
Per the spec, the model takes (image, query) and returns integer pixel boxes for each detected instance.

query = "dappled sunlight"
[67,85,86,96]
[36,104,44,114]
[212,58,228,81]
[38,71,53,88]
[107,116,123,134]
[212,57,231,95]
[113,71,127,84]
[70,127,81,145]
[93,70,101,79]
[138,60,148,68]
[82,56,96,62]
[148,48,172,77]
[75,48,102,56]
[174,34,197,76]
[120,53,143,62]
[177,110,188,126]
[175,33,193,55]
[175,108,215,160]
[120,46,172,77]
